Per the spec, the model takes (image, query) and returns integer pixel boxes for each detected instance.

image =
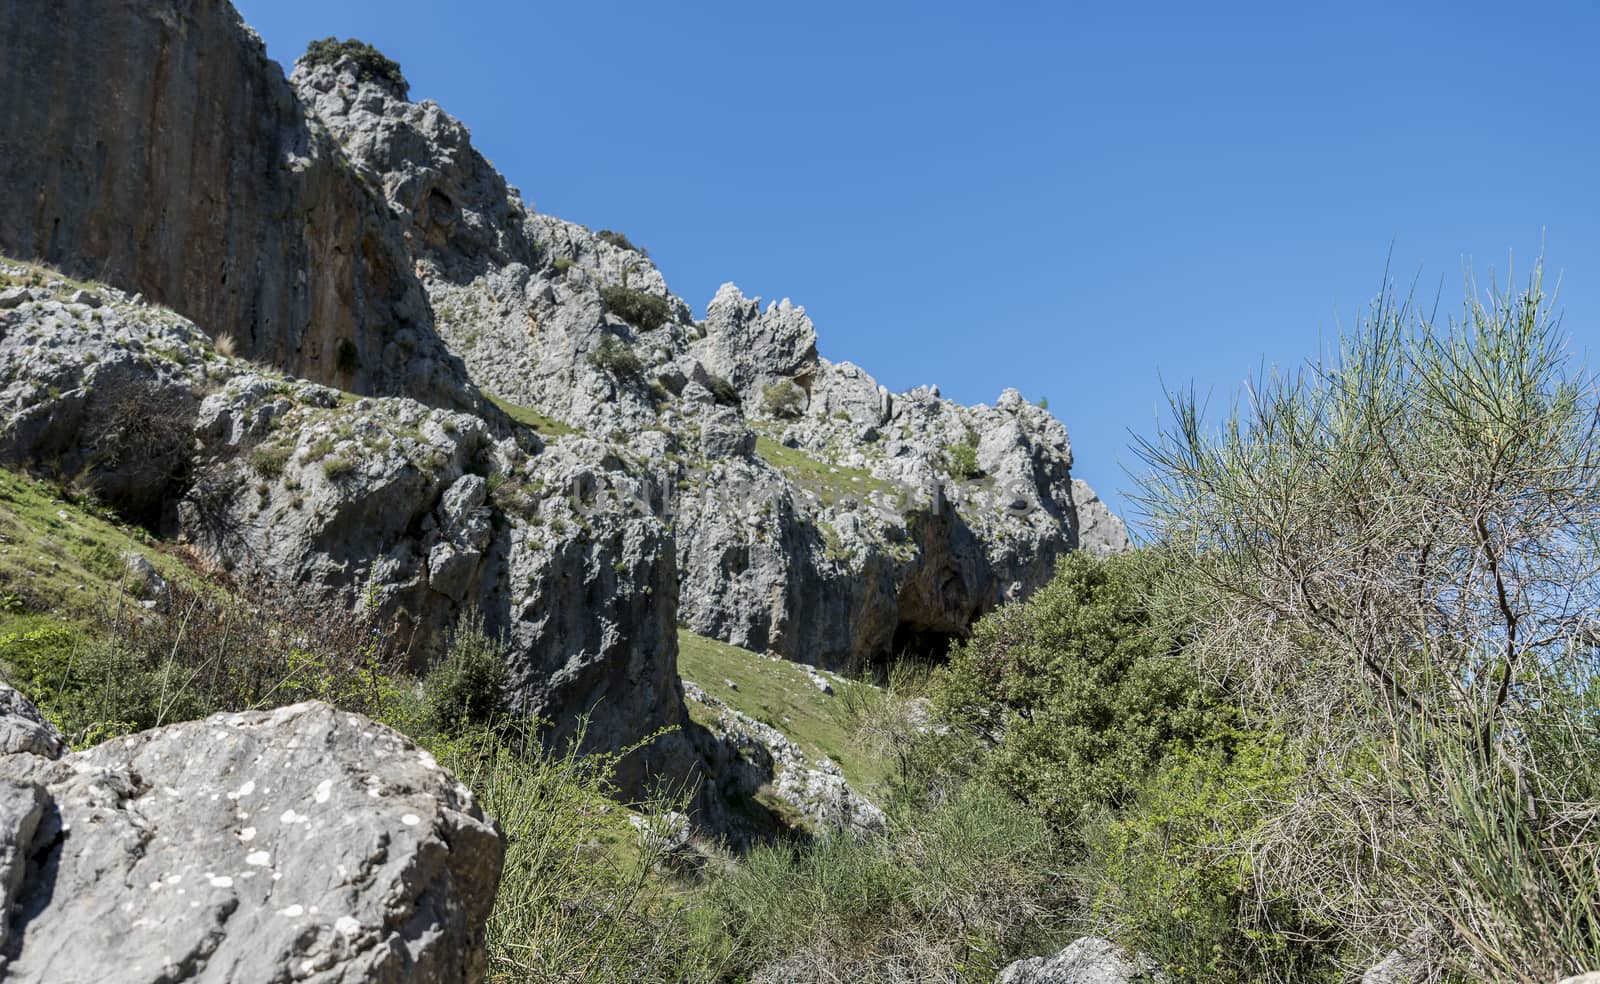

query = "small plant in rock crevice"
[589,334,645,380]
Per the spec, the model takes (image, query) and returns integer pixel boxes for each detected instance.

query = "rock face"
[0,698,504,983]
[0,685,62,760]
[0,267,689,786]
[0,0,1128,793]
[0,0,481,411]
[287,58,1130,669]
[684,681,885,843]
[997,937,1165,984]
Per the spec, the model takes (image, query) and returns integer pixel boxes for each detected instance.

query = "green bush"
[423,610,509,733]
[301,38,409,97]
[760,380,805,418]
[429,723,728,982]
[704,779,1067,982]
[1086,733,1337,983]
[933,550,1222,828]
[10,582,392,746]
[595,229,647,255]
[1133,263,1600,975]
[599,286,672,332]
[589,334,645,380]
[321,455,356,481]
[250,443,291,479]
[553,256,574,275]
[943,437,982,479]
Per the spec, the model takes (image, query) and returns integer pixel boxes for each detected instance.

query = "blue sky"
[236,1,1599,532]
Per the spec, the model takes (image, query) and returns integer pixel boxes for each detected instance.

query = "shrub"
[1133,261,1600,976]
[595,229,646,256]
[599,285,672,332]
[589,334,644,380]
[707,374,740,408]
[932,550,1221,829]
[431,723,729,981]
[13,581,394,746]
[250,443,291,479]
[553,256,574,275]
[760,380,805,418]
[943,436,982,479]
[321,455,355,481]
[1086,733,1338,983]
[302,38,409,97]
[422,610,509,733]
[704,779,1067,982]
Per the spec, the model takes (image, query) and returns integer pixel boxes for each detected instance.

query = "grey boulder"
[0,701,504,983]
[997,937,1164,984]
[0,684,64,760]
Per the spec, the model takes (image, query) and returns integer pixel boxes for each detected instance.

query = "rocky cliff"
[0,0,481,411]
[0,268,689,787]
[0,0,1125,779]
[289,57,1129,668]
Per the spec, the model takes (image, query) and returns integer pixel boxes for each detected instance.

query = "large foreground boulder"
[0,698,504,983]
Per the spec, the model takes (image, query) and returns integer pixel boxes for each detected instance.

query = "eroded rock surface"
[0,684,62,760]
[685,681,885,843]
[0,701,503,983]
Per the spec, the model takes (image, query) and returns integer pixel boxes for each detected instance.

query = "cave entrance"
[889,621,963,665]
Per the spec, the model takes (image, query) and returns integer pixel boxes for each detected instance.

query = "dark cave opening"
[888,621,963,665]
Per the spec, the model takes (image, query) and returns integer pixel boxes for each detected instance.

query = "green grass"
[0,257,97,294]
[677,628,890,791]
[752,436,897,507]
[487,393,578,438]
[0,468,185,626]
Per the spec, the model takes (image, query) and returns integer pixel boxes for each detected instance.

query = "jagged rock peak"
[696,283,820,410]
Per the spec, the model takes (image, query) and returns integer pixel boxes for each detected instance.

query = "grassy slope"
[486,393,578,438]
[752,435,897,507]
[0,468,188,628]
[677,628,890,791]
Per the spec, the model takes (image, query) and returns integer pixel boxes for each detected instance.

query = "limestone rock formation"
[287,58,1130,669]
[0,700,504,983]
[0,685,63,760]
[0,0,481,411]
[997,937,1165,984]
[0,266,688,786]
[684,681,885,843]
[0,0,1129,801]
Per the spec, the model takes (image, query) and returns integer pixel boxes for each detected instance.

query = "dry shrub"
[1134,262,1600,980]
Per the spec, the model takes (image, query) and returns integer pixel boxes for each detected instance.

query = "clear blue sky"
[237,0,1599,532]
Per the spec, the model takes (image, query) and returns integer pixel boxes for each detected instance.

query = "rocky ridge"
[0,0,1126,819]
[289,56,1129,669]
